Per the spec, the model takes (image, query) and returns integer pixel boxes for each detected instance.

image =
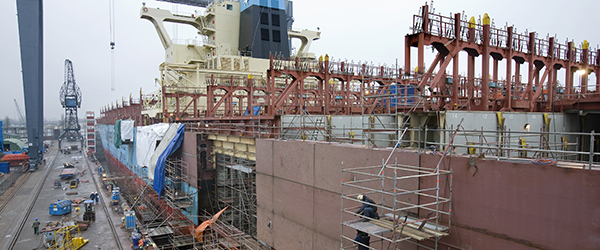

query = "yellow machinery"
[49,225,89,250]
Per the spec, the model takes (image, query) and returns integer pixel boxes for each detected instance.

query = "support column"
[248,77,254,116]
[417,4,428,74]
[324,55,331,114]
[565,42,573,99]
[597,49,600,93]
[452,13,461,108]
[527,32,536,111]
[582,40,590,95]
[481,14,491,111]
[468,54,475,107]
[405,36,411,75]
[547,68,556,111]
[418,33,425,74]
[452,54,459,108]
[505,29,513,110]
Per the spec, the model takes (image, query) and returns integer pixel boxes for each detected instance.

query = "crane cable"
[109,0,116,91]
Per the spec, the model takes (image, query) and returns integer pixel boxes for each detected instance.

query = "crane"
[16,0,44,170]
[58,59,84,149]
[13,99,26,124]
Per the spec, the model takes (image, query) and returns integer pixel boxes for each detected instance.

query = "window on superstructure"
[272,30,281,42]
[272,14,280,27]
[261,28,270,41]
[260,13,269,25]
[226,4,233,10]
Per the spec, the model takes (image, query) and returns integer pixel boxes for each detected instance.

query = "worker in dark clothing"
[95,192,99,203]
[356,194,378,221]
[354,230,370,250]
[90,192,95,201]
[32,218,40,235]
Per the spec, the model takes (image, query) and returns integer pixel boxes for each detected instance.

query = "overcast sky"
[1,0,598,122]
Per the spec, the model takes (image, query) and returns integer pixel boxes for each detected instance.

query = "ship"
[96,1,600,249]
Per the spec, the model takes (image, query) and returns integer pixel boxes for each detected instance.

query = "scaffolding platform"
[341,161,452,250]
[145,226,174,237]
[164,158,194,209]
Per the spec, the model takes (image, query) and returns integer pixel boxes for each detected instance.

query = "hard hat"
[35,218,38,221]
[357,194,364,201]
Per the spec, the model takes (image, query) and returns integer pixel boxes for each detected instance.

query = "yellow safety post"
[519,139,527,157]
[483,13,490,25]
[469,16,476,28]
[467,142,477,154]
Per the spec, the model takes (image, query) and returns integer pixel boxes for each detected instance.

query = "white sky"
[0,0,598,121]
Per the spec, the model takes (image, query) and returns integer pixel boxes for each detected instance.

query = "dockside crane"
[13,99,26,124]
[16,0,44,170]
[58,59,84,149]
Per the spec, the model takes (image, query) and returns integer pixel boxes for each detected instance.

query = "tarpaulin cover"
[148,123,180,180]
[153,124,185,197]
[113,120,122,148]
[121,120,135,142]
[135,123,170,168]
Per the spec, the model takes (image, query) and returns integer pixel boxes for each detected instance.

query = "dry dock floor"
[0,141,131,249]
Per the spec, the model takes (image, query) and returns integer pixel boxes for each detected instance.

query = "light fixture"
[524,123,530,131]
[577,69,586,75]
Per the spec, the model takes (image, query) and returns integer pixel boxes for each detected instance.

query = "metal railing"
[0,169,24,197]
[279,116,598,169]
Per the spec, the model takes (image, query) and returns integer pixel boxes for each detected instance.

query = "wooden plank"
[370,220,433,241]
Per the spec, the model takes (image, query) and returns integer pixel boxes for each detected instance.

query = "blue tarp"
[153,124,185,197]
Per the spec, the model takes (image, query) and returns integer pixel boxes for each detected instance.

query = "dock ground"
[0,141,132,249]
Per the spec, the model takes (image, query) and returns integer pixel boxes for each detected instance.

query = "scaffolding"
[197,211,265,250]
[215,153,257,238]
[164,158,195,209]
[341,160,452,250]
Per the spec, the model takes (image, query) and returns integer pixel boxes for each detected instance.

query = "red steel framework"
[406,4,600,112]
[99,4,600,135]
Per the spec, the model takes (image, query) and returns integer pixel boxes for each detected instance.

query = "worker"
[75,206,80,217]
[32,218,40,235]
[142,237,149,249]
[354,230,370,250]
[356,194,379,221]
[90,192,95,202]
[95,192,99,203]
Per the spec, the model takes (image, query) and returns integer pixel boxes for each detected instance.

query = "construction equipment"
[111,187,120,205]
[83,200,95,222]
[58,59,84,149]
[13,99,25,124]
[59,168,77,179]
[48,225,89,250]
[70,179,79,189]
[49,200,72,216]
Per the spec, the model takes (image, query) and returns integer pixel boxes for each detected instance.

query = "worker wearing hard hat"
[32,218,40,235]
[356,194,379,221]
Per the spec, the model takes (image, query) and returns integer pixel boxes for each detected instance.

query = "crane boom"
[14,99,26,124]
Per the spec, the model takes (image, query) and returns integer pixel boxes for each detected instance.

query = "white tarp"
[121,120,135,142]
[148,123,181,180]
[135,123,170,169]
